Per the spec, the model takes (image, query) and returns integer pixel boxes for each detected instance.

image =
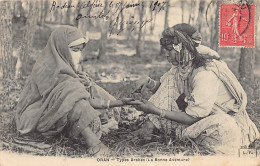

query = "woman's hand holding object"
[77,71,92,86]
[132,76,150,94]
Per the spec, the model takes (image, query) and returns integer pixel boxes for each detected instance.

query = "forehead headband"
[160,28,198,55]
[69,37,88,47]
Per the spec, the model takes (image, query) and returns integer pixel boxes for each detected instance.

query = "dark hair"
[189,47,207,68]
[192,54,207,68]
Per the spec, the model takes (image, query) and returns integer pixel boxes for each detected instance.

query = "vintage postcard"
[0,0,259,166]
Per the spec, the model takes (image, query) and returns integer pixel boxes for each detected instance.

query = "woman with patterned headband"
[130,23,259,155]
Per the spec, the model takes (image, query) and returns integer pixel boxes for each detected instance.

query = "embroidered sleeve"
[185,70,220,118]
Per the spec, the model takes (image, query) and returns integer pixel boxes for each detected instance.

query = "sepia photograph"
[0,0,260,165]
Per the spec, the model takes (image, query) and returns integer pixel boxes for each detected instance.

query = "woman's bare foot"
[87,142,110,156]
[131,119,155,140]
[81,127,110,156]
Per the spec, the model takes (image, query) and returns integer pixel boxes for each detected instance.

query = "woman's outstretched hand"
[132,76,150,94]
[129,99,158,115]
[120,98,136,105]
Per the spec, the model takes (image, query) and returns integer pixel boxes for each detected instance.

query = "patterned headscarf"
[160,23,222,69]
[160,24,201,67]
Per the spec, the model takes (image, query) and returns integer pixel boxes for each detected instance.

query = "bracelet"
[160,109,166,118]
[107,100,110,109]
[162,110,166,118]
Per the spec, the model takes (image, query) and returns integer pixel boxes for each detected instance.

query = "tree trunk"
[197,0,205,32]
[239,48,255,82]
[78,0,89,34]
[87,7,93,27]
[126,14,134,39]
[120,0,124,31]
[164,0,169,29]
[59,9,63,24]
[253,0,259,63]
[189,1,196,25]
[188,1,193,24]
[74,0,81,27]
[239,48,255,102]
[98,27,108,60]
[78,4,95,35]
[136,1,145,57]
[97,1,108,60]
[238,0,258,102]
[211,1,219,51]
[150,7,154,35]
[39,0,44,25]
[181,1,185,23]
[65,0,72,25]
[142,19,147,44]
[0,1,14,79]
[54,5,59,22]
[43,0,49,23]
[20,1,38,77]
[239,0,258,83]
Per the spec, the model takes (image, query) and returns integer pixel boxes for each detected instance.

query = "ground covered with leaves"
[1,34,260,158]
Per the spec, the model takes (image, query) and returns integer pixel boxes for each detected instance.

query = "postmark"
[219,2,255,47]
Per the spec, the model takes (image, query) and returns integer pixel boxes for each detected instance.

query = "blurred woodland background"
[0,0,260,156]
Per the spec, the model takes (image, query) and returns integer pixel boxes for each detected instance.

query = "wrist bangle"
[162,110,166,118]
[107,100,110,109]
[160,109,166,118]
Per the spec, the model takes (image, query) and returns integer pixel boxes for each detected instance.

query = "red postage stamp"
[220,3,255,47]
